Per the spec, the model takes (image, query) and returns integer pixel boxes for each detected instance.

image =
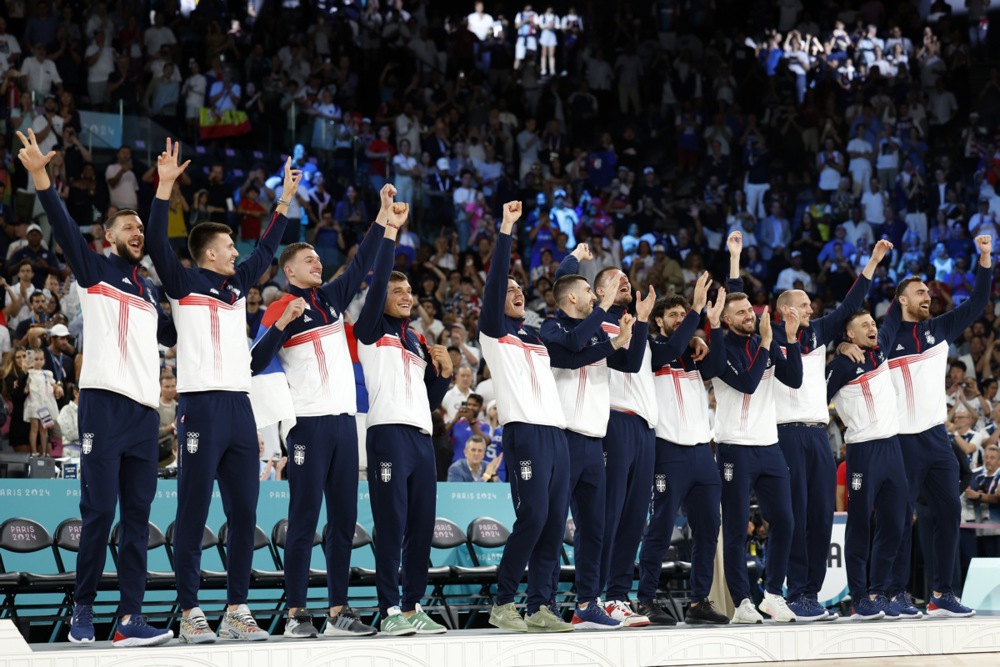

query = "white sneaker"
[732,598,764,624]
[604,599,650,627]
[220,604,270,641]
[759,593,796,623]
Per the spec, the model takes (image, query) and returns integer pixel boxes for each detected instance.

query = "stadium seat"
[0,518,75,638]
[217,523,284,588]
[164,522,228,590]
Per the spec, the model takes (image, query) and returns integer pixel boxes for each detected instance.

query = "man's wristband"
[276,197,290,207]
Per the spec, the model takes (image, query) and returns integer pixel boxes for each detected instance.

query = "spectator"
[84,30,115,109]
[158,373,178,467]
[20,43,61,100]
[442,365,476,422]
[10,224,66,289]
[104,145,138,210]
[447,433,503,482]
[259,432,287,481]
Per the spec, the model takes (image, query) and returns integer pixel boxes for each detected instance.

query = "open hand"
[15,129,55,174]
[706,286,727,327]
[157,138,191,183]
[281,157,305,202]
[635,285,656,322]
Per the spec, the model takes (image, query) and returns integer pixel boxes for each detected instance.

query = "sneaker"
[637,600,678,626]
[732,598,764,624]
[68,604,95,643]
[179,608,216,644]
[759,593,796,623]
[926,591,976,618]
[571,601,620,630]
[113,616,173,648]
[489,603,528,633]
[220,604,269,641]
[685,599,730,625]
[406,604,447,634]
[323,607,378,636]
[890,592,923,618]
[787,595,826,623]
[872,593,900,620]
[851,596,886,621]
[380,607,417,636]
[525,605,575,633]
[805,595,837,620]
[606,599,650,627]
[283,614,319,639]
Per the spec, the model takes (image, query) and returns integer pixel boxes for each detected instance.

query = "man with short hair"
[17,128,177,647]
[20,43,62,99]
[729,232,894,621]
[878,234,993,618]
[145,140,300,643]
[447,434,503,482]
[10,222,67,288]
[482,202,572,633]
[158,374,178,466]
[713,287,803,623]
[637,277,731,626]
[106,145,139,210]
[356,199,453,637]
[539,259,650,630]
[13,290,50,345]
[827,302,905,620]
[442,365,475,422]
[448,393,489,463]
[248,185,395,640]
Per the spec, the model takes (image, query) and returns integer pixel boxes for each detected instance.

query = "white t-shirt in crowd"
[105,163,139,209]
[84,44,116,82]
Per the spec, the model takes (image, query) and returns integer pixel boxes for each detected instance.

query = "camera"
[271,453,281,463]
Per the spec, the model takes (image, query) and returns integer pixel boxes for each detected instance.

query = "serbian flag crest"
[199,108,252,140]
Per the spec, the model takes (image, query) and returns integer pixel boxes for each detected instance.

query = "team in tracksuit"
[29,133,989,645]
[19,130,177,648]
[538,257,648,630]
[727,234,896,621]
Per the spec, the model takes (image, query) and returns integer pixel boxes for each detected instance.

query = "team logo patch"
[293,445,305,465]
[654,474,667,493]
[186,432,200,454]
[851,473,863,491]
[520,460,532,481]
[380,462,392,482]
[81,433,94,455]
[723,462,734,482]
[603,451,608,468]
[924,331,936,345]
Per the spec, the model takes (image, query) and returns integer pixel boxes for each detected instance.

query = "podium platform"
[3,615,1000,667]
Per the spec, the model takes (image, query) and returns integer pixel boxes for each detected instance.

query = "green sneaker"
[488,603,528,633]
[525,606,575,633]
[406,604,447,634]
[380,607,417,636]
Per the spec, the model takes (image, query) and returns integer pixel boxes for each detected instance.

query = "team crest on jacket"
[851,473,863,491]
[654,474,667,493]
[924,331,936,345]
[520,460,532,481]
[380,462,392,482]
[81,433,94,455]
[723,462,734,481]
[186,432,200,454]
[293,445,305,465]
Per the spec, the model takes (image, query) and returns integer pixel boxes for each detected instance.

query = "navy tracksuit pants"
[174,391,260,610]
[778,423,836,599]
[718,443,794,602]
[284,414,358,610]
[549,430,605,604]
[366,424,436,615]
[845,436,907,599]
[890,424,961,595]
[638,440,721,603]
[601,411,655,602]
[76,389,159,616]
[496,423,569,614]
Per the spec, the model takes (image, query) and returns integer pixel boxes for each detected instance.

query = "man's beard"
[116,239,141,265]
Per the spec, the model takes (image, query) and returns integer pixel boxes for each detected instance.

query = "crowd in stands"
[0,0,998,592]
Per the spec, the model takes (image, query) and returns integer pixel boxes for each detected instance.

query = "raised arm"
[234,157,298,289]
[479,201,521,338]
[554,242,591,280]
[148,138,197,298]
[813,239,890,344]
[933,235,993,341]
[876,298,903,353]
[726,231,744,294]
[539,313,617,369]
[718,307,773,394]
[772,305,803,388]
[16,129,104,287]
[321,183,395,310]
[354,203,404,345]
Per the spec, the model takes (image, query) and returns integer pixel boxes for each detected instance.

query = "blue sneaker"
[69,604,95,643]
[788,595,826,622]
[890,592,923,618]
[927,591,975,618]
[571,600,621,630]
[112,616,174,648]
[851,596,886,621]
[873,594,900,620]
[807,595,838,621]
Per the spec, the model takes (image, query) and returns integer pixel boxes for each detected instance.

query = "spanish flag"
[198,108,252,140]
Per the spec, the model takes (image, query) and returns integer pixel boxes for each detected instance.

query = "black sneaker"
[636,601,677,626]
[324,607,378,636]
[685,599,730,625]
[283,614,319,638]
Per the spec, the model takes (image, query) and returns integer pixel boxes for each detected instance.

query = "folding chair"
[458,517,510,627]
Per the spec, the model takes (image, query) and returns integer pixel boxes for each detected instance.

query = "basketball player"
[146,140,302,642]
[18,129,176,647]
